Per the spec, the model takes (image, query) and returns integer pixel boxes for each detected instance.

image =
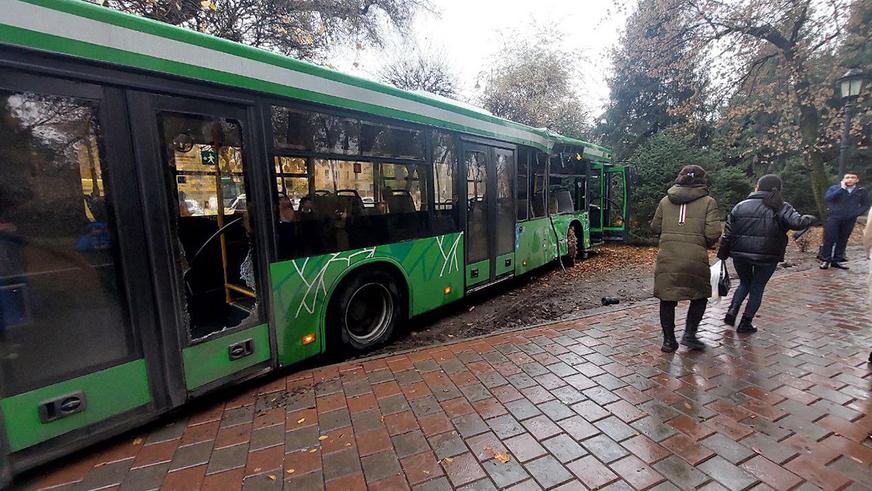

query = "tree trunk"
[789,59,827,218]
[808,153,829,219]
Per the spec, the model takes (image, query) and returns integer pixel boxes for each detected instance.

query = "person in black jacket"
[820,172,870,270]
[717,175,816,333]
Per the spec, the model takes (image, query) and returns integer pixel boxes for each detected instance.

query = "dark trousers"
[821,217,856,262]
[660,298,707,335]
[730,259,777,319]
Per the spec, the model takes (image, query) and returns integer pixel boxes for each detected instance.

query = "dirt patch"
[350,224,866,360]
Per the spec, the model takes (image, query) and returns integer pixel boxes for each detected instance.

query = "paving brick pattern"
[21,263,872,490]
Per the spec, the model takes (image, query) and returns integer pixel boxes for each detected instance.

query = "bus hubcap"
[344,283,393,344]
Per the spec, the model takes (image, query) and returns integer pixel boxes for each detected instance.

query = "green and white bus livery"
[0,0,630,481]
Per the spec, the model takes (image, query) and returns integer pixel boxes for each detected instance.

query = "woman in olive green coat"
[651,165,722,352]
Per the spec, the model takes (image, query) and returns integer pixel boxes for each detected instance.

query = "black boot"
[661,325,678,353]
[724,302,740,326]
[680,331,706,350]
[737,316,757,333]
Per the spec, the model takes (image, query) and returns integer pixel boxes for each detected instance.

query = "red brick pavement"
[19,262,872,490]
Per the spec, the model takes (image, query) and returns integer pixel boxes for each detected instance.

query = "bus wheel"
[565,227,578,266]
[329,270,401,352]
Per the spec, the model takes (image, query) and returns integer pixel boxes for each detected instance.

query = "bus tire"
[328,269,402,352]
[565,227,578,266]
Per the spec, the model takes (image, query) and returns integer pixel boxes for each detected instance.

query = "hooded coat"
[651,185,722,301]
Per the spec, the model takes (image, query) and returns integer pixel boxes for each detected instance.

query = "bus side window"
[432,131,459,234]
[517,148,528,221]
[530,152,547,218]
[0,89,137,396]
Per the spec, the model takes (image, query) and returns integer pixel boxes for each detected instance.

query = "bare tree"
[95,0,431,62]
[379,48,458,98]
[625,0,869,216]
[479,30,591,138]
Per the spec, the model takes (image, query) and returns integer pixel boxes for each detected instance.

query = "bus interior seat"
[386,190,416,214]
[588,204,601,228]
[516,198,528,218]
[313,191,336,217]
[335,189,365,216]
[531,193,545,217]
[553,189,574,213]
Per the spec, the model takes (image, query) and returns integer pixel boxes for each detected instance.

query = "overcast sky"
[332,0,629,118]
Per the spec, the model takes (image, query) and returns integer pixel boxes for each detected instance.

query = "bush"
[709,166,752,217]
[779,157,834,216]
[628,132,722,242]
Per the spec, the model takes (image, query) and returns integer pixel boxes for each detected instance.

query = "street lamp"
[836,68,866,177]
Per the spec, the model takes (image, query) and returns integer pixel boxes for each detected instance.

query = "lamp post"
[836,68,866,178]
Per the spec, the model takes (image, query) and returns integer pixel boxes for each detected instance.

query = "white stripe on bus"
[1,1,551,148]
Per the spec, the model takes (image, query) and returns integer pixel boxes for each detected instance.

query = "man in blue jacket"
[820,172,870,269]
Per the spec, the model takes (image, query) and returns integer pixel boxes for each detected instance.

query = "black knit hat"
[757,174,783,192]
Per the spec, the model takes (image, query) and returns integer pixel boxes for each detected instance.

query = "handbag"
[718,260,731,296]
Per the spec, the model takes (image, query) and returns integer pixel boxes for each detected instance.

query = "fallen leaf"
[683,403,692,410]
[268,475,276,481]
[297,418,306,424]
[133,437,144,445]
[254,467,262,473]
[443,457,454,464]
[287,469,296,474]
[319,435,329,441]
[493,452,511,463]
[345,443,351,447]
[752,447,762,454]
[309,448,318,453]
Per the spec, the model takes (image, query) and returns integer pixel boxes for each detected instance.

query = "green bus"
[0,0,630,480]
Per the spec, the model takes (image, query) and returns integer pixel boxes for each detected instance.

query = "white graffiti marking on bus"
[292,247,377,317]
[436,233,462,278]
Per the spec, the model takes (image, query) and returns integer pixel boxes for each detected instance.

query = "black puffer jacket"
[717,192,815,263]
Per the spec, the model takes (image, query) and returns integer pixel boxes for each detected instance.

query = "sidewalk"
[25,259,872,491]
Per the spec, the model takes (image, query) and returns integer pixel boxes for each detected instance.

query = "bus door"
[587,165,604,245]
[603,166,629,241]
[128,93,274,400]
[462,143,515,290]
[0,72,162,468]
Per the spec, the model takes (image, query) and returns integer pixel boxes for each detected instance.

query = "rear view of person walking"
[651,165,721,352]
[717,175,816,333]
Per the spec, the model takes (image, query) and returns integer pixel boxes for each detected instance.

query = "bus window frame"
[0,70,161,396]
[264,98,465,261]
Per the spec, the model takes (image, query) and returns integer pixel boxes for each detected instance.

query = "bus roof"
[0,0,611,160]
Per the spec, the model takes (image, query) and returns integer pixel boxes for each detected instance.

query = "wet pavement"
[21,256,872,490]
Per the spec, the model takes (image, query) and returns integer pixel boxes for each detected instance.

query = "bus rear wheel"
[564,227,578,266]
[328,270,402,352]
